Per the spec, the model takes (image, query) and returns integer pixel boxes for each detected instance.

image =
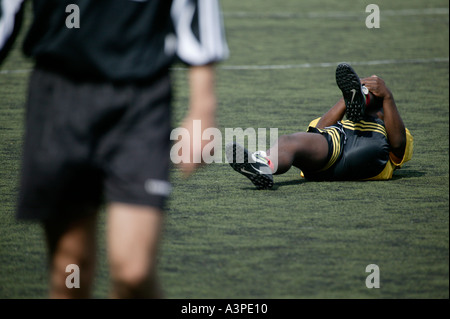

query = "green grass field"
[0,0,448,299]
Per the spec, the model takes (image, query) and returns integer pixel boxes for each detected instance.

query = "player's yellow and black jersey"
[302,117,413,181]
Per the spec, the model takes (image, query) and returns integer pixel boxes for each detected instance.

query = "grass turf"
[0,0,448,299]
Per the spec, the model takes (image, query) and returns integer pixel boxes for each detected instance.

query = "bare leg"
[267,132,329,175]
[44,212,98,298]
[107,203,163,299]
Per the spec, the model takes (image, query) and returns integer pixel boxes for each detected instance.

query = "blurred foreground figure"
[0,0,228,298]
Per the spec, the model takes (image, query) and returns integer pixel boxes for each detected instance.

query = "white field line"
[218,57,450,71]
[0,8,447,74]
[223,7,449,19]
[1,57,449,75]
[0,68,30,75]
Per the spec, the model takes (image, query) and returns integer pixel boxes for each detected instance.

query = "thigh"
[44,212,98,262]
[107,203,163,274]
[288,132,330,172]
[301,125,346,180]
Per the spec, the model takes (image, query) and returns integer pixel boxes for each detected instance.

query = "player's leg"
[226,142,274,189]
[107,203,163,299]
[44,212,99,298]
[100,74,171,298]
[266,132,329,174]
[18,67,105,299]
[226,132,329,188]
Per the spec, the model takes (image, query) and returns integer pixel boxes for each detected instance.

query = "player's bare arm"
[362,75,407,160]
[179,64,218,177]
[316,98,346,129]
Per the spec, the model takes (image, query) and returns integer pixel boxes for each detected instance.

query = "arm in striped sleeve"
[171,0,229,66]
[0,0,25,65]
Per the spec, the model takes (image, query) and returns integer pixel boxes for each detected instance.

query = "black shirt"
[1,0,229,82]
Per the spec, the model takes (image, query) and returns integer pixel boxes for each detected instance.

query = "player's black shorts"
[17,66,173,222]
[303,119,390,181]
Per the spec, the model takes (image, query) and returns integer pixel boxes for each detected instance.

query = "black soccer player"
[1,0,228,298]
[226,63,413,189]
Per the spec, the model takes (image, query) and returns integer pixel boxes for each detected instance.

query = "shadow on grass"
[239,169,425,191]
[391,169,426,180]
[238,178,307,191]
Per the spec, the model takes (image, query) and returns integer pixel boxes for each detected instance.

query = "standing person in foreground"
[0,0,228,298]
[226,63,413,189]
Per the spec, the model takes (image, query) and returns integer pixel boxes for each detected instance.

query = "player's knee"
[49,254,95,298]
[110,259,155,294]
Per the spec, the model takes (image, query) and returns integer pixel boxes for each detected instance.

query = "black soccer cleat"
[225,142,274,190]
[336,63,366,122]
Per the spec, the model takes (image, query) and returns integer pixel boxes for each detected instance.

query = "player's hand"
[361,75,393,100]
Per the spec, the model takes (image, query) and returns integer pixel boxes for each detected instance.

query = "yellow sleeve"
[307,118,321,130]
[390,127,414,167]
[301,118,321,178]
[365,128,413,181]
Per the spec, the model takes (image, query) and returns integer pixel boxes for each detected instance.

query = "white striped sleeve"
[171,0,229,66]
[0,0,24,64]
